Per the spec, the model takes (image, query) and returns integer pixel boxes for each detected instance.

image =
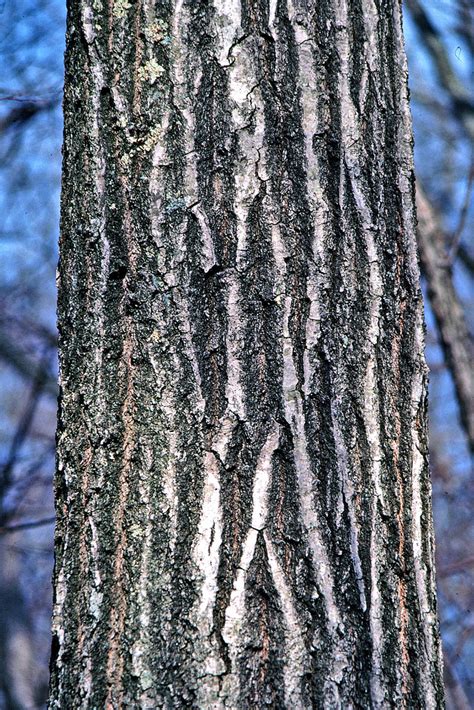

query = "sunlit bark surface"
[50,1,444,707]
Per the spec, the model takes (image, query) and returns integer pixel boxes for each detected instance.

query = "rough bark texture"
[51,1,444,708]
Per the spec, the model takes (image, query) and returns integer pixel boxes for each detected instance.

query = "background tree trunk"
[415,185,474,454]
[50,1,444,707]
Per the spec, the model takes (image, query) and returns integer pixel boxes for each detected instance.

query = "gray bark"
[50,1,444,708]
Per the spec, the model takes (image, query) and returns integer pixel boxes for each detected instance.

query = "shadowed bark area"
[50,0,444,707]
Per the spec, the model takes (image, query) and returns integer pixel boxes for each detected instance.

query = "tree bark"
[50,1,444,708]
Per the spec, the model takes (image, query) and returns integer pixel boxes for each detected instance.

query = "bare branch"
[443,651,472,710]
[458,244,474,276]
[447,156,474,264]
[0,332,57,398]
[438,555,474,578]
[406,0,474,141]
[0,516,55,535]
[416,184,474,453]
[0,96,59,134]
[0,351,55,511]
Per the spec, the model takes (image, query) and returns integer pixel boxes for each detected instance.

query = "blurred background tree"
[0,1,63,706]
[0,0,471,707]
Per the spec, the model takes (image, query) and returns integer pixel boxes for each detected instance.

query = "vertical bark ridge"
[52,0,444,707]
[332,1,387,702]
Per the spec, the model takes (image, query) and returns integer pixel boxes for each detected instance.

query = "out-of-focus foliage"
[0,0,471,707]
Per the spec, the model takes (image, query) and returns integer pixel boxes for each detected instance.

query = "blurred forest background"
[0,0,472,707]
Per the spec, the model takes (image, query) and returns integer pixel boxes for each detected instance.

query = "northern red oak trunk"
[50,0,444,707]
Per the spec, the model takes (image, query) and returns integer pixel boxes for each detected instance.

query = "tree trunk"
[50,1,444,707]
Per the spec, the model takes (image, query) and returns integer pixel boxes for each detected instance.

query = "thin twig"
[448,155,474,264]
[0,516,55,535]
